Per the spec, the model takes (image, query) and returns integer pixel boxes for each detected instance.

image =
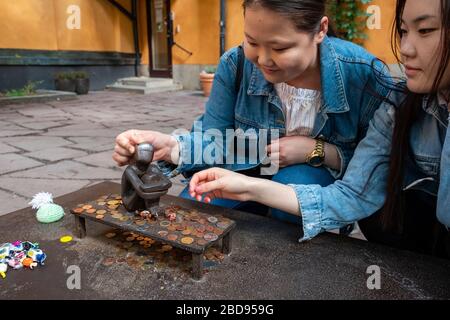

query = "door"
[147,0,172,77]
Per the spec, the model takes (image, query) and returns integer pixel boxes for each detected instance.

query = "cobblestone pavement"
[0,91,206,215]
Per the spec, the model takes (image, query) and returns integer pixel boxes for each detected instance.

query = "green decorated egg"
[36,203,64,223]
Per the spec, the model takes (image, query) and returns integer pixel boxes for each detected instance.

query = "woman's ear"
[315,16,329,44]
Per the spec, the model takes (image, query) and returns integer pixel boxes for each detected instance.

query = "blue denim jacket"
[291,90,450,241]
[171,36,390,178]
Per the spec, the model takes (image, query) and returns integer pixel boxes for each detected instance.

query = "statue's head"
[134,143,154,171]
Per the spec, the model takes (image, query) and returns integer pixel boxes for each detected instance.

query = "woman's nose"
[400,36,416,59]
[257,48,274,67]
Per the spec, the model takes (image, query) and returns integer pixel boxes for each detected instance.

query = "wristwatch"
[306,139,325,167]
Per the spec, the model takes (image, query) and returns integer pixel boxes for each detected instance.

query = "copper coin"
[95,214,105,219]
[213,228,223,235]
[73,208,84,214]
[204,233,218,242]
[181,229,192,236]
[167,225,176,231]
[108,205,119,210]
[87,208,97,214]
[96,209,107,215]
[199,219,207,225]
[82,205,93,210]
[196,232,205,239]
[206,225,214,232]
[196,226,206,233]
[181,237,194,245]
[105,232,116,239]
[167,234,178,241]
[158,230,168,237]
[126,236,135,242]
[197,239,207,246]
[102,257,115,266]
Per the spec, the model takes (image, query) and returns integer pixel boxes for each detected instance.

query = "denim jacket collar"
[247,36,350,114]
[423,94,449,127]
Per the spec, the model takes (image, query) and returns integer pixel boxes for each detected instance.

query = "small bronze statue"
[121,143,172,217]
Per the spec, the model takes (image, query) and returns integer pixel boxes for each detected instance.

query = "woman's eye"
[399,28,408,37]
[273,47,289,52]
[418,28,437,35]
[248,42,257,47]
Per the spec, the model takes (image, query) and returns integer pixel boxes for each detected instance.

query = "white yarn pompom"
[29,192,54,210]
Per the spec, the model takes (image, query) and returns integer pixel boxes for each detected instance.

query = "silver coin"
[204,233,218,242]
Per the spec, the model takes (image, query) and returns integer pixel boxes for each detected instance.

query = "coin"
[102,257,115,267]
[206,225,214,232]
[197,239,207,246]
[139,240,147,246]
[181,229,192,236]
[95,214,105,219]
[120,216,129,222]
[86,208,97,214]
[196,226,206,233]
[167,225,176,231]
[82,205,92,210]
[160,221,170,228]
[105,232,116,239]
[181,237,194,245]
[162,244,173,252]
[135,220,146,226]
[126,236,135,242]
[213,228,223,235]
[97,201,106,206]
[158,230,168,237]
[167,234,178,241]
[108,205,119,210]
[96,209,107,215]
[73,208,84,214]
[204,233,218,242]
[207,216,218,223]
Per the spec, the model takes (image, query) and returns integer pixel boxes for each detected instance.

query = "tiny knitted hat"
[29,192,65,224]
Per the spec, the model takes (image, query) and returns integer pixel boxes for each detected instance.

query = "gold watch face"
[308,155,324,167]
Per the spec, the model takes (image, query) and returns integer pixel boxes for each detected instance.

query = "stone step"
[119,77,175,88]
[105,83,183,94]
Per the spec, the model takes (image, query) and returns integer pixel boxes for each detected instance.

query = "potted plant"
[74,71,90,95]
[199,66,216,97]
[54,72,76,92]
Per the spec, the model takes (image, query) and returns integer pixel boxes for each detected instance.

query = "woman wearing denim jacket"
[113,0,390,223]
[189,0,450,258]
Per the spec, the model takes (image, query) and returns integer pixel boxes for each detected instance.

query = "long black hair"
[242,0,337,37]
[382,0,450,232]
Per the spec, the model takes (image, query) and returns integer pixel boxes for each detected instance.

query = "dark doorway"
[147,0,172,77]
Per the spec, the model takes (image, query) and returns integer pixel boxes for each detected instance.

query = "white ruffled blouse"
[275,82,322,137]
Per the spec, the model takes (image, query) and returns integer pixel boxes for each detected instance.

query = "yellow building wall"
[0,0,139,53]
[362,0,397,64]
[0,0,396,66]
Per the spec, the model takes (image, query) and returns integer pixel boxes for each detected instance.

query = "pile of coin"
[72,196,234,253]
[101,229,226,272]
